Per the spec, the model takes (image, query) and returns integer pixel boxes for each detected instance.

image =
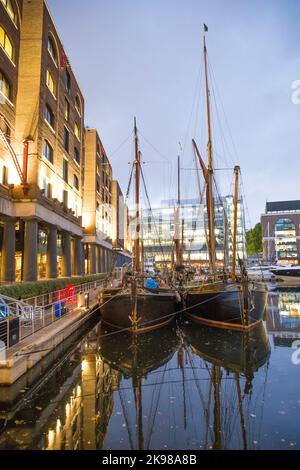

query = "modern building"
[261,200,300,265]
[133,196,246,268]
[0,0,131,283]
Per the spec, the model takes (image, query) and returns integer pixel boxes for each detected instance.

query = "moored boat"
[185,280,268,329]
[269,266,300,285]
[183,26,267,330]
[99,119,178,333]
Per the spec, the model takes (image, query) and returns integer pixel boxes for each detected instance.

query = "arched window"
[75,95,81,116]
[44,103,55,128]
[74,121,80,140]
[0,69,12,100]
[275,218,297,262]
[46,68,56,96]
[73,174,79,190]
[0,26,14,61]
[1,0,16,24]
[47,35,58,65]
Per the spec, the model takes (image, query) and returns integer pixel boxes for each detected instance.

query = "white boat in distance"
[269,266,300,284]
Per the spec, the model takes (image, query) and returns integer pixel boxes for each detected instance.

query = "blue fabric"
[146,278,159,288]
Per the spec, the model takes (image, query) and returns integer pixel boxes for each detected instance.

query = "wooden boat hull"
[185,282,268,330]
[99,287,177,333]
[183,320,271,374]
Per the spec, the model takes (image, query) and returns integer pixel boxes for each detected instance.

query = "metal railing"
[0,274,121,353]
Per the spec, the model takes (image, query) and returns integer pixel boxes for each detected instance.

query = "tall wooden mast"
[133,118,141,273]
[231,165,240,282]
[203,26,216,274]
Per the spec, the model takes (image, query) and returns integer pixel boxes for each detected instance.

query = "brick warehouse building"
[261,200,300,265]
[0,0,131,282]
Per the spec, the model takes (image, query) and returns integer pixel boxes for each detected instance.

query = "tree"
[246,223,262,255]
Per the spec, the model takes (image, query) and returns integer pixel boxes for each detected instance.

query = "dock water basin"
[0,289,299,450]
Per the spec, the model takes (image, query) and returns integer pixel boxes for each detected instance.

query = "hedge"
[0,273,108,300]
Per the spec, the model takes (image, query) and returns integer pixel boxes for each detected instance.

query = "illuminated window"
[73,174,79,190]
[46,69,56,96]
[275,218,297,262]
[43,140,54,163]
[0,26,14,61]
[1,0,16,23]
[0,70,11,100]
[74,122,80,140]
[74,147,80,164]
[65,98,70,121]
[47,35,58,65]
[44,103,55,128]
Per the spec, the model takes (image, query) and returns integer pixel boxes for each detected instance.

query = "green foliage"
[246,223,262,255]
[0,273,107,300]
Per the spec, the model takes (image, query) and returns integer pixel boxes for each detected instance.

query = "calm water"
[0,290,300,450]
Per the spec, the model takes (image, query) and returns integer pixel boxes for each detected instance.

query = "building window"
[47,35,58,65]
[0,70,11,101]
[1,165,8,185]
[0,26,14,61]
[44,103,55,128]
[274,218,298,263]
[0,117,10,142]
[1,0,16,24]
[46,68,56,96]
[75,95,81,115]
[96,181,100,193]
[63,159,68,183]
[74,147,80,164]
[64,98,70,121]
[73,174,79,190]
[65,69,71,92]
[63,127,69,152]
[63,189,68,209]
[74,121,80,140]
[43,140,54,163]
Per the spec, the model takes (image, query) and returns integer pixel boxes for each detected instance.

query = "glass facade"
[274,218,298,264]
[131,197,246,267]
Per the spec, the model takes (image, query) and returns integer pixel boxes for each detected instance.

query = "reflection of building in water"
[45,333,120,450]
[267,292,300,347]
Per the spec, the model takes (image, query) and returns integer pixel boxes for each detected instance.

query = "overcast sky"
[48,0,300,227]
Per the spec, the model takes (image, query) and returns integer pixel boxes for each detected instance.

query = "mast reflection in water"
[0,293,300,450]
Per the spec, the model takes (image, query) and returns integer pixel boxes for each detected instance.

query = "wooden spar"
[174,154,181,264]
[203,31,216,274]
[180,218,185,265]
[231,165,240,282]
[212,365,222,450]
[235,372,247,450]
[133,118,140,273]
[140,206,145,273]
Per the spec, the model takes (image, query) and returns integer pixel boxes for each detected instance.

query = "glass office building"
[130,197,246,268]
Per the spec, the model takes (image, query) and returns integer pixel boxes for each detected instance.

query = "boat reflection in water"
[0,318,272,450]
[99,322,180,379]
[182,320,271,449]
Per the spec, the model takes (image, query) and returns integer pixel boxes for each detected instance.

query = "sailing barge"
[184,26,268,330]
[100,119,177,333]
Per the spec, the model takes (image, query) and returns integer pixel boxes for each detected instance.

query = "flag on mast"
[204,23,208,32]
